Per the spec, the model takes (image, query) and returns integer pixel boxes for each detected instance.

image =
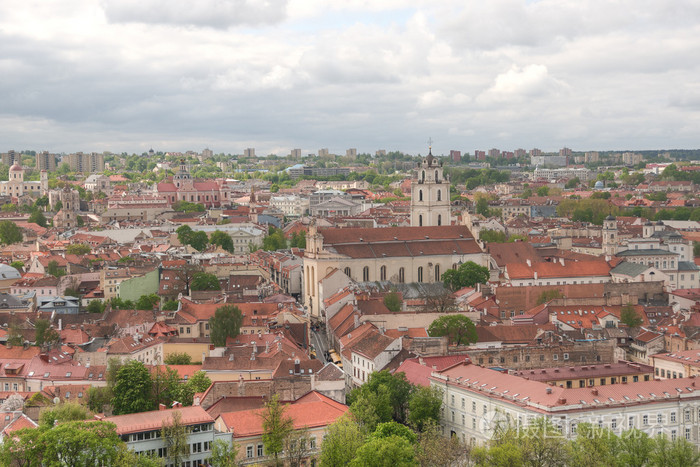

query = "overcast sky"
[2,0,700,156]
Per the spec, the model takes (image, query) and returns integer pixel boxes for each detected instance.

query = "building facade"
[410,150,451,227]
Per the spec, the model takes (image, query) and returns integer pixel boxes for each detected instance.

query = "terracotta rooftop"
[103,406,214,435]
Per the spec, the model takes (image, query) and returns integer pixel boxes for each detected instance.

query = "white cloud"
[477,64,565,104]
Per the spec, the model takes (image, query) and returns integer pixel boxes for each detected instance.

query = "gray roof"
[610,261,649,277]
[678,261,700,271]
[0,264,21,281]
[616,249,678,257]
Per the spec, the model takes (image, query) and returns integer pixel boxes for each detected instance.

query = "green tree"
[176,224,194,244]
[565,177,580,189]
[35,319,60,348]
[190,272,221,291]
[209,305,243,346]
[536,186,550,196]
[290,230,306,248]
[0,424,44,466]
[152,366,188,408]
[161,411,191,466]
[350,435,418,467]
[112,360,154,415]
[135,293,160,310]
[210,230,234,252]
[372,421,417,444]
[427,314,477,345]
[621,305,643,328]
[187,370,212,393]
[1,203,17,212]
[415,421,466,467]
[46,260,65,278]
[567,423,618,466]
[87,300,106,313]
[319,416,366,467]
[163,299,180,311]
[479,229,507,243]
[39,402,91,428]
[0,220,23,245]
[189,231,209,251]
[10,260,24,272]
[383,291,402,312]
[87,386,113,413]
[651,433,700,467]
[260,394,294,467]
[173,201,205,212]
[66,243,91,255]
[211,438,240,467]
[53,199,63,211]
[40,420,124,466]
[164,352,192,365]
[285,426,314,467]
[28,209,47,227]
[407,386,442,432]
[441,261,489,291]
[348,371,414,426]
[263,226,287,251]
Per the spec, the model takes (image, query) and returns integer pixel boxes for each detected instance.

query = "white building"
[0,164,47,198]
[432,361,700,447]
[410,150,451,227]
[269,194,309,217]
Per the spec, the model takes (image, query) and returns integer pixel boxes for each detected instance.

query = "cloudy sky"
[2,0,700,156]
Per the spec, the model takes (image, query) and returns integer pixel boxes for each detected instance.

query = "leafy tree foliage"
[39,402,91,428]
[187,371,212,393]
[46,260,65,278]
[163,299,180,311]
[28,209,47,227]
[164,352,192,365]
[556,198,620,225]
[407,386,442,432]
[87,300,106,313]
[190,272,221,291]
[10,260,24,271]
[209,230,234,252]
[263,226,288,251]
[537,186,550,196]
[349,435,418,467]
[176,224,208,251]
[211,438,240,467]
[427,314,477,345]
[209,305,243,346]
[261,394,294,466]
[372,421,417,444]
[415,421,467,467]
[289,230,306,248]
[172,201,205,212]
[441,261,489,291]
[479,229,507,243]
[319,416,367,467]
[621,305,643,328]
[383,291,402,312]
[536,289,564,305]
[66,243,91,255]
[87,386,113,413]
[135,293,160,310]
[565,177,580,189]
[112,360,154,415]
[0,220,22,245]
[34,319,60,348]
[161,411,191,466]
[348,371,414,426]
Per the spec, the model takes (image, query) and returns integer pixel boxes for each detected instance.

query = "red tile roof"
[103,406,214,435]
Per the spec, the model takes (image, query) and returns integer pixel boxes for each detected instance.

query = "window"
[363,266,369,282]
[257,444,264,457]
[246,446,253,458]
[344,267,351,278]
[643,415,648,425]
[629,416,634,428]
[437,214,442,226]
[472,401,476,412]
[671,412,676,423]
[611,419,617,429]
[419,214,423,226]
[435,265,440,282]
[563,353,569,360]
[418,267,423,283]
[657,414,663,424]
[399,268,405,283]
[686,428,691,441]
[380,266,386,281]
[671,430,677,441]
[419,190,423,201]
[437,190,442,201]
[685,410,691,422]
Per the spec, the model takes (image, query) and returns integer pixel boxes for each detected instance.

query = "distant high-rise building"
[530,148,542,157]
[475,150,486,161]
[488,148,501,158]
[1,150,19,167]
[514,148,527,158]
[346,148,357,158]
[318,148,329,157]
[584,152,600,163]
[622,152,643,165]
[65,152,105,173]
[559,147,572,157]
[244,148,256,158]
[450,150,461,162]
[502,151,515,160]
[201,148,213,159]
[35,151,57,171]
[290,149,302,158]
[375,149,386,157]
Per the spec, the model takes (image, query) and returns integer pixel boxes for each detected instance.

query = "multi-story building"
[433,360,700,447]
[531,155,568,167]
[244,148,255,158]
[83,174,112,195]
[0,163,47,198]
[584,151,600,163]
[533,167,592,181]
[475,150,486,161]
[559,147,572,158]
[269,195,309,217]
[35,151,57,171]
[410,150,451,227]
[65,152,105,173]
[376,149,386,157]
[450,150,461,162]
[346,148,357,158]
[1,150,20,166]
[103,405,230,466]
[510,361,654,388]
[318,148,329,157]
[488,148,501,158]
[290,148,302,158]
[651,350,700,379]
[515,148,527,158]
[530,148,542,157]
[622,152,643,165]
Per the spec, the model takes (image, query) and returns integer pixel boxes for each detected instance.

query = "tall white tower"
[410,148,451,227]
[602,215,618,256]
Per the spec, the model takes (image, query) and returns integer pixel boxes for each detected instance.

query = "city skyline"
[2,1,700,155]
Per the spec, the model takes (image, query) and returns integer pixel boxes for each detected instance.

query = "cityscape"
[2,0,700,466]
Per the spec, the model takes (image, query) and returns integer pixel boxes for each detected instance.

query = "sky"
[2,0,700,156]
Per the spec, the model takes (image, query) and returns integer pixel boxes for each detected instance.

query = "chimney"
[159,403,166,411]
[354,314,360,328]
[265,341,270,353]
[58,319,62,331]
[252,341,257,354]
[559,257,565,266]
[592,388,598,396]
[277,342,282,351]
[228,354,234,361]
[546,387,552,394]
[526,259,531,267]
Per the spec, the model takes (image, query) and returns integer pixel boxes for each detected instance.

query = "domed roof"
[9,162,22,172]
[605,215,616,221]
[594,180,605,189]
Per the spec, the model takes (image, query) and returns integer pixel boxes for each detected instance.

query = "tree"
[87,386,113,413]
[28,209,47,227]
[290,230,306,248]
[39,402,90,428]
[383,291,402,312]
[10,260,24,272]
[209,305,243,346]
[87,300,106,313]
[536,289,563,305]
[536,186,550,197]
[35,319,60,348]
[621,305,643,328]
[176,225,208,251]
[66,243,91,255]
[285,426,314,467]
[372,421,417,444]
[350,435,418,467]
[479,229,507,243]
[319,416,366,467]
[161,411,191,467]
[0,424,44,466]
[152,366,187,408]
[210,230,234,252]
[53,199,63,211]
[46,260,65,278]
[263,226,287,251]
[211,438,240,467]
[7,322,23,346]
[40,420,124,466]
[260,394,294,467]
[348,371,414,426]
[172,262,203,296]
[135,293,160,310]
[441,261,489,291]
[164,352,192,365]
[427,314,477,345]
[565,177,580,189]
[415,421,467,467]
[0,220,22,245]
[651,433,700,467]
[112,360,154,415]
[407,386,442,432]
[190,272,221,291]
[187,370,212,393]
[421,288,457,314]
[163,299,179,311]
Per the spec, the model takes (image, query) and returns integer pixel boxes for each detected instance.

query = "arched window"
[419,190,423,201]
[418,267,423,283]
[437,214,442,226]
[437,189,442,201]
[421,171,425,183]
[344,267,351,278]
[399,267,405,283]
[380,266,386,281]
[435,265,441,282]
[363,266,369,282]
[435,170,439,182]
[419,215,423,227]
